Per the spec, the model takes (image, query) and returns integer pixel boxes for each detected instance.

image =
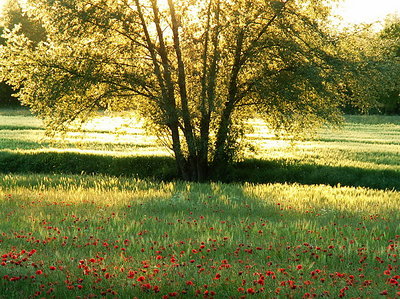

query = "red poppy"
[247,288,256,294]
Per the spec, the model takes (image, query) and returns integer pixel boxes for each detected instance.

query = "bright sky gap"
[0,0,400,26]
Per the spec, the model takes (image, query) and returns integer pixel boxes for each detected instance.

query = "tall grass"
[0,174,399,298]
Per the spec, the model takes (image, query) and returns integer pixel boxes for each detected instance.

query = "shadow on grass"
[0,151,399,190]
[229,159,400,191]
[0,151,178,180]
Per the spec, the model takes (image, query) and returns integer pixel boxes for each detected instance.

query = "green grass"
[0,174,399,298]
[0,110,400,189]
[0,109,399,298]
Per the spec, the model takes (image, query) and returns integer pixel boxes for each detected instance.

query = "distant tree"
[2,0,46,44]
[0,0,47,106]
[377,15,400,114]
[381,15,400,58]
[0,0,394,180]
[333,24,400,115]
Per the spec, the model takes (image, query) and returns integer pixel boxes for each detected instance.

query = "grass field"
[0,108,399,298]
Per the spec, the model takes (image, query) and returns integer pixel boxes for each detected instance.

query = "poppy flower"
[247,288,256,294]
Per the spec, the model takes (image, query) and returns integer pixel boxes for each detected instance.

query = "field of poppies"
[0,109,399,298]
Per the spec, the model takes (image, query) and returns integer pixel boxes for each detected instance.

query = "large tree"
[0,0,391,180]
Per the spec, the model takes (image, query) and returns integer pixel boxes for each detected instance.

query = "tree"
[0,0,47,106]
[376,15,400,114]
[0,0,392,180]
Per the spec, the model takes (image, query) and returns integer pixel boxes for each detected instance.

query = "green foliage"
[381,15,400,58]
[364,15,400,114]
[1,0,47,44]
[0,0,47,107]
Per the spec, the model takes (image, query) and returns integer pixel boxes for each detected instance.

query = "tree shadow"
[229,159,400,190]
[0,151,177,180]
[1,151,399,190]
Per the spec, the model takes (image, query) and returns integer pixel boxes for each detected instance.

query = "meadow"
[0,108,399,298]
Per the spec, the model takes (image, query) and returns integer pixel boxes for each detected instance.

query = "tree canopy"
[0,0,396,180]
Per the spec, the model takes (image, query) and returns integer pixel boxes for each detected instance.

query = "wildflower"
[256,278,265,285]
[28,250,37,257]
[141,283,151,290]
[247,288,256,294]
[389,278,398,285]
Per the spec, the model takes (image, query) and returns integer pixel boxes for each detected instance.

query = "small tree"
[0,0,393,180]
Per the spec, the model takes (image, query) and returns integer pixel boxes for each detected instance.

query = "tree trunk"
[197,0,221,181]
[212,29,245,176]
[168,0,198,181]
[137,0,190,180]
